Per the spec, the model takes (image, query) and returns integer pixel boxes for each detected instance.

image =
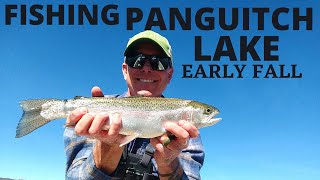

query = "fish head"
[187,101,221,129]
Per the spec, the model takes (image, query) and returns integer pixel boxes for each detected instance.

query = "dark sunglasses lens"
[126,54,171,71]
[150,57,170,71]
[159,58,171,70]
[126,55,145,69]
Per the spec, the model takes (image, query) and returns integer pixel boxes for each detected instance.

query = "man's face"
[122,42,173,97]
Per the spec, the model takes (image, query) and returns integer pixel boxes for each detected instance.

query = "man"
[64,30,205,179]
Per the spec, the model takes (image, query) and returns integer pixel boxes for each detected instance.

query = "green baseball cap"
[124,30,172,59]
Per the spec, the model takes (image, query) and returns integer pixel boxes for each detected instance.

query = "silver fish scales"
[16,96,221,146]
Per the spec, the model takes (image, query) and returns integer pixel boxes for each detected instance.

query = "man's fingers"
[150,138,165,153]
[178,120,199,138]
[108,114,122,136]
[66,107,87,124]
[91,86,104,97]
[164,122,189,139]
[74,113,94,135]
[88,112,109,135]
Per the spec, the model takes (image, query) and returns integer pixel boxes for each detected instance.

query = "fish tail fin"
[16,99,65,138]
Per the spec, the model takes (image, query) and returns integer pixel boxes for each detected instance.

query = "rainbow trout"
[16,96,221,146]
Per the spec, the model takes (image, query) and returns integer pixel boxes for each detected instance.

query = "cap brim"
[124,38,170,57]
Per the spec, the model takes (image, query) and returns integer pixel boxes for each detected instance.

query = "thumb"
[137,90,152,97]
[91,86,104,97]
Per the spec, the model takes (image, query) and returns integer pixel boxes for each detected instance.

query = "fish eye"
[205,108,211,114]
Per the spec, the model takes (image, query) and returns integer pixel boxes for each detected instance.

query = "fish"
[16,96,221,146]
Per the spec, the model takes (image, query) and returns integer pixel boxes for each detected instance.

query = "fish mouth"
[137,78,157,83]
[206,113,222,125]
[209,117,222,125]
[206,113,215,122]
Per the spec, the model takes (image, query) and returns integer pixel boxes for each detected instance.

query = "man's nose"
[141,60,153,72]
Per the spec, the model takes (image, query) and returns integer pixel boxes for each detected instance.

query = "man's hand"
[66,86,128,174]
[66,86,125,146]
[151,120,199,165]
[150,120,199,179]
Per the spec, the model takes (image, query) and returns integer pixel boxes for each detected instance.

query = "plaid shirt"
[64,93,205,180]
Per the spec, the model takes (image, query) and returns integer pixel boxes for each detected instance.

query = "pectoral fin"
[119,133,140,147]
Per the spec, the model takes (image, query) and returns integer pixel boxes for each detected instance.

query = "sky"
[1,0,319,179]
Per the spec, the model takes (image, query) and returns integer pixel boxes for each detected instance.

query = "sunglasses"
[125,53,172,71]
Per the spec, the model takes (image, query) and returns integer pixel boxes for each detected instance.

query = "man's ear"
[167,68,174,82]
[122,63,128,80]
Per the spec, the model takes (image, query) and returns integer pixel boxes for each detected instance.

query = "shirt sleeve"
[178,135,205,180]
[64,128,117,180]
